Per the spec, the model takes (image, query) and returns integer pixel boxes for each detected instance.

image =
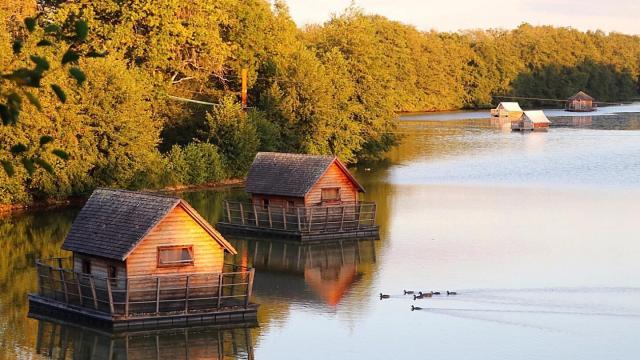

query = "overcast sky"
[286,0,640,34]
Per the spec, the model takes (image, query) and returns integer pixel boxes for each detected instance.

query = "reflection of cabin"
[29,189,257,329]
[218,152,379,242]
[235,237,376,307]
[512,110,551,132]
[32,317,256,360]
[491,102,524,120]
[566,91,596,112]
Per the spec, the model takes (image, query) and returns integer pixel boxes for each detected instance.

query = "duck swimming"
[447,291,457,296]
[380,293,390,299]
[418,291,433,297]
[403,290,415,295]
[411,305,423,311]
[432,291,441,295]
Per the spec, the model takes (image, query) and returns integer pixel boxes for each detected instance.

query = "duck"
[413,294,423,300]
[432,291,441,295]
[403,290,415,295]
[380,293,390,299]
[411,305,423,311]
[447,291,457,296]
[418,291,433,297]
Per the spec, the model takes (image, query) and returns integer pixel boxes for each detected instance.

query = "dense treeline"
[1,1,640,205]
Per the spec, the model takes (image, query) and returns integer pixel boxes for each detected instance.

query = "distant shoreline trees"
[1,1,640,205]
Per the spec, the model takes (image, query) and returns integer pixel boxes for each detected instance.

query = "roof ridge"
[95,187,181,201]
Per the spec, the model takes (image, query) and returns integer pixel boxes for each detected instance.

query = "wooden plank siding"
[125,205,225,277]
[251,195,305,208]
[73,255,126,287]
[305,162,359,206]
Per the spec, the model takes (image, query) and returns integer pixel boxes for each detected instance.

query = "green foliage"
[164,143,226,185]
[205,96,259,177]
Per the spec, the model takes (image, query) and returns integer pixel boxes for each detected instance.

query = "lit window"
[321,188,340,202]
[158,246,194,267]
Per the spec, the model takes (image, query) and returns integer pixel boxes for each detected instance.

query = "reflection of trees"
[0,208,78,360]
[32,317,255,360]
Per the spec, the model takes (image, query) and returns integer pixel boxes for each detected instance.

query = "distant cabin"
[62,189,237,285]
[566,91,596,112]
[512,110,551,132]
[245,152,365,209]
[491,102,524,119]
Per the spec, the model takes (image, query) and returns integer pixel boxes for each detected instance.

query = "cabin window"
[157,246,194,267]
[81,259,91,274]
[321,188,340,202]
[263,199,269,210]
[108,265,117,286]
[287,200,295,209]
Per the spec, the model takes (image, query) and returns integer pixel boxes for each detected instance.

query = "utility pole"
[241,68,248,109]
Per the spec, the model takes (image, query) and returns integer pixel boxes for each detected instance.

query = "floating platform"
[217,201,380,242]
[30,259,258,331]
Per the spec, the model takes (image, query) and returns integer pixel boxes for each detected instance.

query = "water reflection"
[225,238,377,307]
[33,317,255,360]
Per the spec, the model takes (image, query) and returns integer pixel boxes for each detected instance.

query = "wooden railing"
[35,258,255,319]
[221,201,377,233]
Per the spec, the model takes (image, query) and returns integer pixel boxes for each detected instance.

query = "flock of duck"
[379,289,458,311]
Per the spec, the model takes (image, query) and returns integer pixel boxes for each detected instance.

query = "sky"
[285,0,640,35]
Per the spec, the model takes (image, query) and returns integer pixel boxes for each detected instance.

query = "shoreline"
[0,178,245,218]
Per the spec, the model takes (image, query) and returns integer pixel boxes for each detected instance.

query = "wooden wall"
[251,195,305,208]
[73,255,126,288]
[305,162,359,206]
[125,205,225,277]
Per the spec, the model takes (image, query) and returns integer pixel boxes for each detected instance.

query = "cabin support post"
[282,207,287,230]
[296,208,302,231]
[106,277,115,314]
[324,207,329,231]
[339,206,345,231]
[89,277,98,309]
[308,209,314,233]
[225,201,232,223]
[267,206,273,228]
[253,204,259,226]
[217,273,223,308]
[75,273,83,306]
[184,275,190,313]
[245,268,255,308]
[56,259,70,304]
[124,278,129,318]
[239,203,245,225]
[155,278,161,315]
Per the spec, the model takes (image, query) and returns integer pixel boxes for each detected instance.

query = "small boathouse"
[217,152,379,242]
[491,102,524,120]
[29,189,257,329]
[512,110,551,132]
[565,91,596,112]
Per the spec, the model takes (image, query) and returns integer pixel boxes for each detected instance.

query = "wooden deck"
[217,201,380,242]
[29,258,258,330]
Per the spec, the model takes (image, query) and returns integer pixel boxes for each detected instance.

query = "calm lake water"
[2,107,640,359]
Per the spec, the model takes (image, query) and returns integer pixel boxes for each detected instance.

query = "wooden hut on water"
[217,152,379,242]
[512,110,551,132]
[29,189,257,329]
[491,102,524,120]
[566,91,596,112]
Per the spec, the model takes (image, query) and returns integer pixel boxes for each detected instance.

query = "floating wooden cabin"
[491,102,524,120]
[217,152,379,242]
[29,189,257,330]
[565,91,596,112]
[511,110,551,132]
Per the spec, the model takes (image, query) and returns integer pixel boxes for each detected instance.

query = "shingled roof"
[568,91,594,101]
[245,152,365,197]
[62,188,236,260]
